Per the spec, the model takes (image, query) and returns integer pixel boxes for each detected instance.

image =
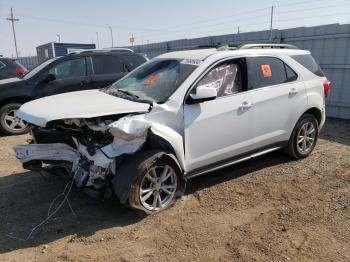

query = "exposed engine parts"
[14,114,152,196]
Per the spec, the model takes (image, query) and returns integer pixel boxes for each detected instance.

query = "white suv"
[14,44,330,214]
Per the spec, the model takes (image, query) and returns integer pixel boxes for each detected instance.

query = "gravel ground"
[0,118,349,262]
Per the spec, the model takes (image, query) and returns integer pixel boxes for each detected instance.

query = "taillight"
[15,67,29,75]
[323,80,331,98]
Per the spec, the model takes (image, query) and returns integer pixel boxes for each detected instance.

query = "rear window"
[121,54,147,70]
[92,55,125,75]
[291,54,324,77]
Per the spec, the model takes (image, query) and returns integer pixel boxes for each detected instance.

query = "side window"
[92,56,125,75]
[196,61,243,98]
[285,63,298,82]
[48,58,86,80]
[247,57,298,89]
[291,54,324,77]
[247,57,287,89]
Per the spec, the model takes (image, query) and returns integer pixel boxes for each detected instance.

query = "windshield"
[23,58,57,79]
[105,59,199,103]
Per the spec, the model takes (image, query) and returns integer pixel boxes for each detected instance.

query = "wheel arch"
[303,107,322,125]
[0,96,32,108]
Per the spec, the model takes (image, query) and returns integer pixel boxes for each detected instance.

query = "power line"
[276,3,350,15]
[274,0,327,8]
[144,10,350,44]
[143,3,350,41]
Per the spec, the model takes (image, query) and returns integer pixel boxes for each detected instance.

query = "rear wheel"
[285,113,318,159]
[0,103,29,135]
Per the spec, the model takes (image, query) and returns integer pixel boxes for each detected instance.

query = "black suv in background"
[0,57,29,80]
[0,49,147,135]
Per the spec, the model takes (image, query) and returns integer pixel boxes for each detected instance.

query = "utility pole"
[96,32,100,48]
[6,8,19,58]
[106,24,114,47]
[237,26,240,34]
[269,6,274,43]
[56,34,61,43]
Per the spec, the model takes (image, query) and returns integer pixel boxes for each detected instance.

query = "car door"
[246,56,307,149]
[183,58,255,172]
[89,55,129,89]
[40,57,89,97]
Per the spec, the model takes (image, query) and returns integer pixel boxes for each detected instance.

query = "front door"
[184,59,255,172]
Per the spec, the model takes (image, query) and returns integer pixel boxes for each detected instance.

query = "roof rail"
[68,47,134,55]
[238,44,298,50]
[216,44,238,51]
[192,44,238,50]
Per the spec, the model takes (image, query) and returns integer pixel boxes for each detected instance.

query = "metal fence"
[130,23,350,120]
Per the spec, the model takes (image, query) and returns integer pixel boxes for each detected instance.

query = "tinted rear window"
[121,54,147,70]
[92,55,125,75]
[291,54,324,77]
[247,57,297,89]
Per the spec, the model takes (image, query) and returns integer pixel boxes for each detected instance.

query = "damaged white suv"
[14,44,330,214]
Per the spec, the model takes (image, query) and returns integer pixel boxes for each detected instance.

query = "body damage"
[14,110,185,199]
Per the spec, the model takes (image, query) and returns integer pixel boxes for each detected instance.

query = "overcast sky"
[0,0,349,57]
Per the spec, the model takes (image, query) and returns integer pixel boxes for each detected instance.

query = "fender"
[107,115,186,172]
[149,123,186,172]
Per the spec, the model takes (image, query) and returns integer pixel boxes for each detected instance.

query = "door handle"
[80,80,88,86]
[239,101,252,111]
[289,87,298,95]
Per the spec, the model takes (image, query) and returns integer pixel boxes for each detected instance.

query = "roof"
[157,49,218,60]
[157,45,310,61]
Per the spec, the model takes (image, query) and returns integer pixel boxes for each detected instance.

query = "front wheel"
[0,103,29,135]
[125,151,185,214]
[285,113,319,159]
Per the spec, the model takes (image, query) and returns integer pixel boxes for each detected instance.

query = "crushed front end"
[14,116,150,197]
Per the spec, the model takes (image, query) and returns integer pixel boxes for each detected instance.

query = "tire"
[0,103,29,135]
[284,113,319,159]
[114,150,185,215]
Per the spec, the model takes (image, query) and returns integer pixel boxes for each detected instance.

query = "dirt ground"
[0,118,349,262]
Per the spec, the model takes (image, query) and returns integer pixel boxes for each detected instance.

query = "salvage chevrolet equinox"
[14,44,330,214]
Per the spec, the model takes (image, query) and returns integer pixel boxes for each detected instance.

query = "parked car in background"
[0,48,147,135]
[0,57,29,80]
[14,44,330,214]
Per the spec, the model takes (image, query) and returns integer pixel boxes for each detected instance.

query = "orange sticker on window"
[261,64,272,78]
[144,75,158,85]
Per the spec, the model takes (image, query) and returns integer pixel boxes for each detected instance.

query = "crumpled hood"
[17,89,150,127]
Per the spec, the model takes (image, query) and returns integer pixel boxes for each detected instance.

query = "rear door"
[247,56,307,149]
[89,55,128,89]
[40,57,89,97]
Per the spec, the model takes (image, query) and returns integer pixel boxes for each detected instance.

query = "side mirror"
[187,85,217,104]
[44,73,56,83]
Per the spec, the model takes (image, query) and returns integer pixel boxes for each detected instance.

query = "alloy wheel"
[297,122,316,154]
[3,109,28,132]
[139,165,177,211]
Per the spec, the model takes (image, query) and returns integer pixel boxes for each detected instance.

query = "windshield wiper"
[116,89,140,99]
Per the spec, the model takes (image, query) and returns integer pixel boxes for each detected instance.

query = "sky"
[0,0,349,57]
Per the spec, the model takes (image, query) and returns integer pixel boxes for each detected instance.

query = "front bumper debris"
[13,143,80,172]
